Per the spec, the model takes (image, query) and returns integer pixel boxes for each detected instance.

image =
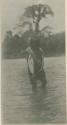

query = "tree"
[3,31,13,48]
[4,31,12,41]
[18,4,53,35]
[2,30,13,58]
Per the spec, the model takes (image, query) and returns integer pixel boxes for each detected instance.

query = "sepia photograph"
[1,0,66,124]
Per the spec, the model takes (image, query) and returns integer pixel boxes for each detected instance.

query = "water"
[2,56,66,123]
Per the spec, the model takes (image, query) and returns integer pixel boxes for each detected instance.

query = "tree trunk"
[35,22,39,33]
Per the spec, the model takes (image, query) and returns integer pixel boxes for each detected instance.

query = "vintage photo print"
[1,0,66,124]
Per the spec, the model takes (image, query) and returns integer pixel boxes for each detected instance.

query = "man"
[26,36,45,75]
[26,36,46,88]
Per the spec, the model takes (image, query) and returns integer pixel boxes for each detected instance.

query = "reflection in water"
[29,86,48,122]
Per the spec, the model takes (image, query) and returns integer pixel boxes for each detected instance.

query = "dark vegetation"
[2,30,65,59]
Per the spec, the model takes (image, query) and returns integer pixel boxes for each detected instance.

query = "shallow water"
[2,56,66,123]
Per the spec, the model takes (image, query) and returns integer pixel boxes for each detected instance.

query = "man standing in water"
[26,36,46,88]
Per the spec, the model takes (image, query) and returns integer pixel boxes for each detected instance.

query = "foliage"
[18,4,53,33]
[2,30,65,59]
